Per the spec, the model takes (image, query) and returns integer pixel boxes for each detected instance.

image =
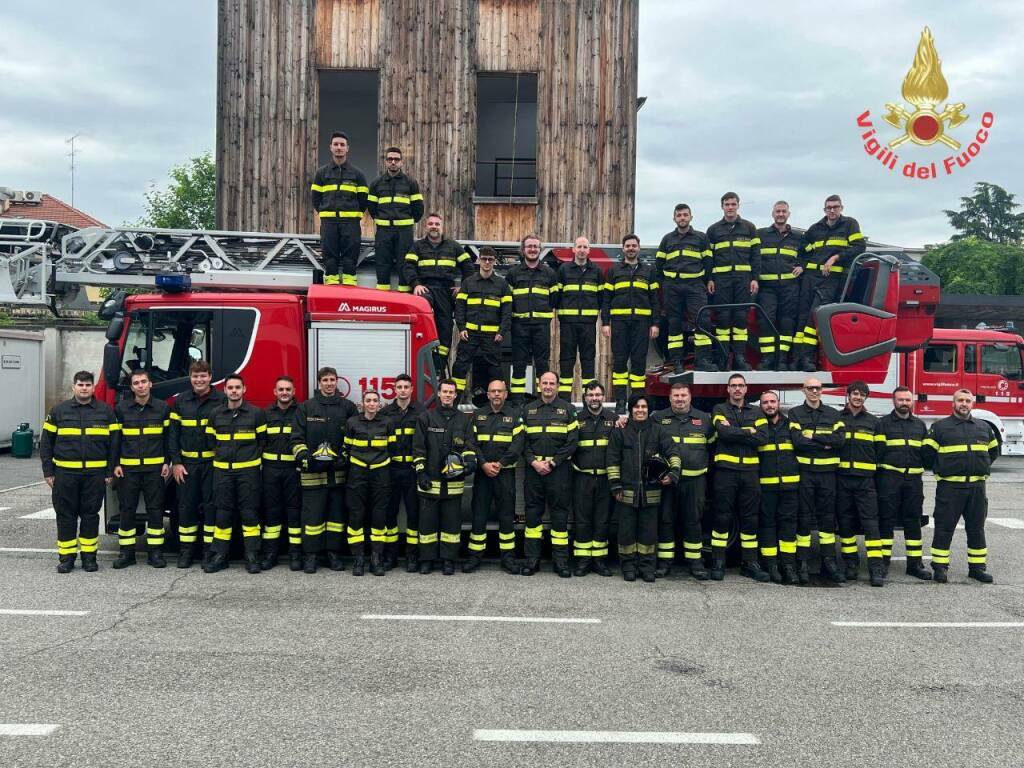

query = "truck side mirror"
[104,313,124,342]
[102,343,122,390]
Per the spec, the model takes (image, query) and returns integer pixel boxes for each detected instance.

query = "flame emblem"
[883,27,967,149]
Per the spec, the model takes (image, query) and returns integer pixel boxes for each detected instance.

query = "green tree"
[944,182,1024,245]
[138,153,215,229]
[921,237,1024,295]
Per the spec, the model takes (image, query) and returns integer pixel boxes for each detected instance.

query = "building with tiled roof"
[0,190,105,229]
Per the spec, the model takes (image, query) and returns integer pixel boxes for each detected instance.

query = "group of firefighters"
[312,134,865,408]
[41,359,997,586]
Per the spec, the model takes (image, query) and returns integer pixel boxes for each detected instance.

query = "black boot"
[932,563,948,583]
[757,353,775,371]
[520,558,540,576]
[573,558,591,577]
[289,549,304,572]
[765,559,783,584]
[147,548,167,569]
[80,552,99,573]
[709,558,725,581]
[689,558,710,581]
[615,397,627,416]
[462,556,481,574]
[56,554,76,574]
[654,559,672,578]
[382,545,397,571]
[672,360,685,375]
[442,559,456,576]
[204,552,228,573]
[881,555,890,578]
[781,563,799,585]
[112,548,137,570]
[694,353,719,372]
[201,546,214,570]
[622,566,637,582]
[820,557,846,585]
[796,560,810,585]
[371,551,386,577]
[798,352,817,372]
[259,541,279,571]
[244,551,261,575]
[327,551,345,572]
[554,558,571,578]
[406,550,419,573]
[740,560,770,582]
[592,557,613,577]
[776,355,790,371]
[868,561,885,587]
[905,556,932,580]
[303,553,318,574]
[968,565,994,584]
[843,554,860,582]
[641,569,656,583]
[732,351,752,371]
[419,559,434,575]
[351,556,365,576]
[177,544,195,569]
[501,555,520,575]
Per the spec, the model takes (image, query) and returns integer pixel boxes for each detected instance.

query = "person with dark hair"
[572,380,617,577]
[656,204,715,374]
[311,131,368,285]
[507,234,559,403]
[259,376,300,571]
[345,390,394,576]
[755,201,803,370]
[554,236,603,397]
[452,245,512,398]
[367,147,424,291]
[111,369,171,570]
[607,394,680,582]
[836,380,886,586]
[792,195,866,371]
[602,233,660,413]
[204,374,267,574]
[757,390,800,584]
[382,373,425,571]
[169,359,226,569]
[291,366,357,573]
[404,213,473,375]
[706,193,760,371]
[40,371,118,573]
[709,373,769,581]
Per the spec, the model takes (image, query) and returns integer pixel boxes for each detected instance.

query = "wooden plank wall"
[216,0,318,232]
[473,203,537,241]
[476,0,542,72]
[315,0,380,68]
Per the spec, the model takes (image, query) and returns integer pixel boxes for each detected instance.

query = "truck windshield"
[980,343,1024,380]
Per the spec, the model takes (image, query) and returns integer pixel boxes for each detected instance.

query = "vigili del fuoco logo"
[855,27,994,180]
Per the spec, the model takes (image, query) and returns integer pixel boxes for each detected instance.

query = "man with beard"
[571,380,617,577]
[259,376,300,571]
[757,390,800,584]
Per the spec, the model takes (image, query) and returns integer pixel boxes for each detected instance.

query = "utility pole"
[66,134,81,207]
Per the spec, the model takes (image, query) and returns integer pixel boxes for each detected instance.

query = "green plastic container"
[11,422,34,459]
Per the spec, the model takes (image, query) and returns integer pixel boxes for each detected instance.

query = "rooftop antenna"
[66,133,82,207]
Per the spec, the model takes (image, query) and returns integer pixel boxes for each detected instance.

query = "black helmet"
[442,452,466,479]
[643,454,670,484]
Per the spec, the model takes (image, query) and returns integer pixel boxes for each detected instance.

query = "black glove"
[462,453,478,476]
[294,451,310,472]
[418,473,432,492]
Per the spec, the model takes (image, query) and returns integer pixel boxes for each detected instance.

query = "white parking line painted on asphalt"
[472,729,761,745]
[361,614,601,624]
[0,481,46,494]
[0,609,89,617]
[988,517,1024,529]
[0,547,119,556]
[19,508,55,520]
[0,724,61,736]
[833,621,1024,628]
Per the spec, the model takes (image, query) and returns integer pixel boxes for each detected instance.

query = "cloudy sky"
[2,1,1020,247]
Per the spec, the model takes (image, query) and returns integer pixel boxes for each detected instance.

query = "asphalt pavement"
[1,454,1023,767]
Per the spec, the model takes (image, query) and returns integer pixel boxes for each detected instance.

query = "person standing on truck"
[412,379,478,575]
[652,381,713,581]
[508,234,559,404]
[204,374,267,574]
[757,390,801,584]
[602,233,661,414]
[571,381,617,577]
[706,193,760,372]
[709,373,769,581]
[875,386,932,581]
[754,201,803,371]
[451,246,512,399]
[40,371,118,574]
[169,360,226,570]
[655,205,715,374]
[310,131,368,286]
[259,376,300,571]
[607,393,681,582]
[836,381,886,587]
[520,371,579,577]
[792,194,866,371]
[554,236,603,397]
[345,390,393,577]
[788,376,846,585]
[291,366,357,574]
[367,146,423,291]
[111,369,171,570]
[404,212,473,375]
[922,388,1000,584]
[382,374,425,572]
[466,379,524,575]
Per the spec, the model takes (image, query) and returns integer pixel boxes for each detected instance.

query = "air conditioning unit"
[20,190,44,203]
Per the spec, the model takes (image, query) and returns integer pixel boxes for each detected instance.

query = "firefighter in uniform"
[608,394,681,582]
[204,375,267,574]
[836,381,886,587]
[706,193,760,371]
[508,234,559,403]
[404,212,473,374]
[602,233,660,413]
[789,377,846,584]
[413,379,478,575]
[345,390,393,576]
[169,360,226,569]
[757,390,801,584]
[521,371,579,576]
[466,379,524,575]
[656,205,715,373]
[112,369,171,570]
[40,371,118,574]
[755,201,804,370]
[875,386,932,580]
[554,236,603,396]
[451,246,512,398]
[922,388,1000,584]
[291,366,357,574]
[260,376,300,571]
[792,194,866,371]
[382,374,425,571]
[653,381,713,580]
[367,146,423,291]
[572,381,617,577]
[710,374,769,581]
[310,131,368,286]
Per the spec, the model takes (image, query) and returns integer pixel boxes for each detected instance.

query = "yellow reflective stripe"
[262,452,296,461]
[609,308,652,316]
[758,442,793,451]
[350,456,391,469]
[465,322,500,332]
[180,450,215,459]
[936,474,989,483]
[715,454,759,465]
[119,457,165,466]
[796,456,840,465]
[879,464,924,474]
[213,459,262,470]
[760,475,801,485]
[53,459,108,469]
[265,426,293,435]
[711,264,752,273]
[577,439,609,447]
[838,461,877,471]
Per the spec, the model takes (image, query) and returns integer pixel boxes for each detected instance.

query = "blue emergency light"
[155,273,192,293]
